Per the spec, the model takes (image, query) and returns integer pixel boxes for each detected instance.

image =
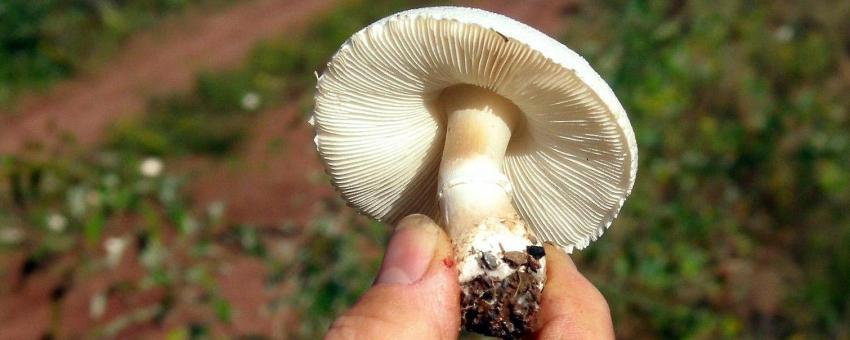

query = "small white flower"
[207,201,226,223]
[104,237,128,267]
[180,216,199,235]
[68,187,87,217]
[0,228,23,244]
[140,242,165,268]
[102,173,120,188]
[89,291,107,320]
[139,157,163,178]
[86,191,102,207]
[47,213,67,233]
[774,25,794,42]
[241,92,262,111]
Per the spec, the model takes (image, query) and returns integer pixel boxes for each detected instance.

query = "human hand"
[325,214,614,339]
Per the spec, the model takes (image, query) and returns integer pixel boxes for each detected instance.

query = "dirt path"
[0,0,337,155]
[0,0,576,156]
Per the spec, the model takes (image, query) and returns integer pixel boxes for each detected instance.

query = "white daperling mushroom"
[311,6,637,338]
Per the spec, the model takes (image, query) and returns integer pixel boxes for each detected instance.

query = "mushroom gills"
[437,84,546,338]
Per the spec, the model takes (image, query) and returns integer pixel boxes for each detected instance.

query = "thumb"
[326,214,461,340]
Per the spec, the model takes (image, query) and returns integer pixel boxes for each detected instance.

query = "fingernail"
[375,215,439,285]
[544,242,577,270]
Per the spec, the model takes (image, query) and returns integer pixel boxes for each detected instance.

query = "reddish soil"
[0,253,76,340]
[186,106,334,228]
[0,0,336,155]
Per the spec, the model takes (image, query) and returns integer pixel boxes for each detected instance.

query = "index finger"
[531,244,614,339]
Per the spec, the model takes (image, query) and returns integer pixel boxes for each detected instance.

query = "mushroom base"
[460,251,544,339]
[452,217,546,339]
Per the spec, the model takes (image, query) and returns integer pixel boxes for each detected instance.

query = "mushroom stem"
[438,84,546,338]
[439,84,519,231]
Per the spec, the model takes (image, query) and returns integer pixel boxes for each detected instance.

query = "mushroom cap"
[312,6,637,252]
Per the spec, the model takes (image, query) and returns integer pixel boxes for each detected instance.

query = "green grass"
[564,1,850,338]
[0,149,387,338]
[286,216,387,338]
[0,151,232,337]
[0,0,226,109]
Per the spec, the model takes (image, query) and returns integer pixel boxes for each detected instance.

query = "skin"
[325,214,614,340]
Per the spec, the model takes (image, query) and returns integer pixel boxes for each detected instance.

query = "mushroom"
[311,6,637,338]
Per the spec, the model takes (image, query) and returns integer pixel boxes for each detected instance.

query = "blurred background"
[1,0,848,338]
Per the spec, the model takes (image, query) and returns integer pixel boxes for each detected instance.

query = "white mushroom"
[312,6,637,337]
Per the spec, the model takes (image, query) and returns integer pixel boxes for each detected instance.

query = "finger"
[325,214,461,340]
[531,244,614,340]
